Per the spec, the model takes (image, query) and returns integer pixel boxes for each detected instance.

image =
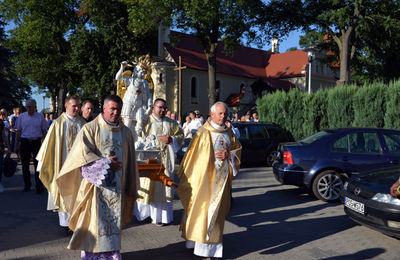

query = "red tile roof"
[164,31,308,82]
[265,50,308,78]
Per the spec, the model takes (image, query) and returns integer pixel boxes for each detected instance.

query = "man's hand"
[159,134,172,144]
[109,155,122,172]
[390,180,400,198]
[215,149,231,161]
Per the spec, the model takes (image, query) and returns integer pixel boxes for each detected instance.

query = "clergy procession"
[0,58,242,260]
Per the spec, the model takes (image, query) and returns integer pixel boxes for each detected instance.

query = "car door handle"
[341,156,348,162]
[389,160,399,164]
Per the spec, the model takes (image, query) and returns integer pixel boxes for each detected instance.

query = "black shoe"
[63,226,73,236]
[23,187,31,192]
[36,186,45,194]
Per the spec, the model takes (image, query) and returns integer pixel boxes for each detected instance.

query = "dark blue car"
[273,128,400,202]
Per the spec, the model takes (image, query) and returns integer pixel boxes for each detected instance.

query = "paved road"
[1,162,400,259]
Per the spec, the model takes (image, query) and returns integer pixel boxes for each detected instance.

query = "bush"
[327,85,358,128]
[285,90,305,139]
[353,83,386,128]
[384,80,400,130]
[257,80,400,140]
[302,89,329,137]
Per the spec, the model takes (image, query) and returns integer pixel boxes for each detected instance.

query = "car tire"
[266,150,278,166]
[312,170,344,202]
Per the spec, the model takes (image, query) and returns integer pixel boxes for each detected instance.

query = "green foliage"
[298,0,400,84]
[384,81,400,130]
[353,83,386,128]
[326,85,357,128]
[0,18,30,110]
[67,0,157,102]
[302,89,329,137]
[285,90,305,139]
[124,0,284,106]
[257,90,288,127]
[258,80,400,140]
[1,0,158,111]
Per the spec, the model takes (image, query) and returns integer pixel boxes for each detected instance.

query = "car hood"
[349,166,400,193]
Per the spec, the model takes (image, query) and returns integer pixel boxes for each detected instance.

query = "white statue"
[115,56,153,140]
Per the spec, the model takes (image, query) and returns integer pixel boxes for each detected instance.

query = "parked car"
[232,122,294,166]
[340,166,400,238]
[177,138,192,164]
[273,128,400,202]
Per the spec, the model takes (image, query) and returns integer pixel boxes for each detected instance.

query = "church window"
[191,77,198,104]
[216,80,221,101]
[191,77,197,98]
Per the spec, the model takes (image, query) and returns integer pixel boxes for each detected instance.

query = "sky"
[32,30,302,112]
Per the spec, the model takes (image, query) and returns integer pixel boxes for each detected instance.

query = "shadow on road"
[224,187,357,259]
[122,241,199,260]
[320,248,386,260]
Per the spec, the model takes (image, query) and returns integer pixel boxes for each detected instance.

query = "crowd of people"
[0,95,271,259]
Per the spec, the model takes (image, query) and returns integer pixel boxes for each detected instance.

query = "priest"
[135,98,183,225]
[177,101,241,259]
[56,95,139,259]
[37,96,86,230]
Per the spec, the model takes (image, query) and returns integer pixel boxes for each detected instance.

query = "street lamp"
[307,50,314,94]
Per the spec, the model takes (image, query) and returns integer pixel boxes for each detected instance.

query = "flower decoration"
[81,158,112,187]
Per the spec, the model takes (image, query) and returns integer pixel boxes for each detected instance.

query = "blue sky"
[32,30,302,112]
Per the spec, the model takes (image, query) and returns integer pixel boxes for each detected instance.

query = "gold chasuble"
[177,121,241,243]
[137,114,183,204]
[37,113,86,212]
[56,115,139,253]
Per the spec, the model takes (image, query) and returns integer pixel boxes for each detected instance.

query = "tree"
[0,18,30,110]
[297,0,400,85]
[124,0,273,108]
[351,1,400,83]
[1,0,81,115]
[67,0,157,104]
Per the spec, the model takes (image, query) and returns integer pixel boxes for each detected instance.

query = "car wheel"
[312,170,344,202]
[266,150,278,166]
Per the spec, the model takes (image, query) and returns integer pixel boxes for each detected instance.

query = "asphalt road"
[1,163,400,259]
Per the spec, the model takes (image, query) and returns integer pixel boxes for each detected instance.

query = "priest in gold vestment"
[177,101,241,258]
[135,98,183,225]
[56,95,139,259]
[37,96,86,229]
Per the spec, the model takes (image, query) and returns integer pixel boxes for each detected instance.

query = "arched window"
[216,80,221,101]
[191,77,197,98]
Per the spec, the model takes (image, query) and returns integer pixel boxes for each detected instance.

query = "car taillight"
[283,151,293,165]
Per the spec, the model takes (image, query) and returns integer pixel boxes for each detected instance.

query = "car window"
[383,133,400,154]
[266,126,286,139]
[349,132,380,154]
[249,125,267,140]
[332,135,348,153]
[237,126,248,141]
[299,131,331,144]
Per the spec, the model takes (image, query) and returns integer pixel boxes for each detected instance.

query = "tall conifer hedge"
[256,80,400,140]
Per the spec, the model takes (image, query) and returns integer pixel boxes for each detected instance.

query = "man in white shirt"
[185,111,202,139]
[15,99,48,193]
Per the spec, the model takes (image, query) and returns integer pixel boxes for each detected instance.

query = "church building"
[149,28,338,119]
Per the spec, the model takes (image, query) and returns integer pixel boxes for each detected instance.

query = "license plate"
[345,197,365,214]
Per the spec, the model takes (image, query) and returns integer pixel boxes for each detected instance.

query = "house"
[149,28,338,119]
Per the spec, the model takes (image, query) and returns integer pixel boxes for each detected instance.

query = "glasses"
[155,105,167,110]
